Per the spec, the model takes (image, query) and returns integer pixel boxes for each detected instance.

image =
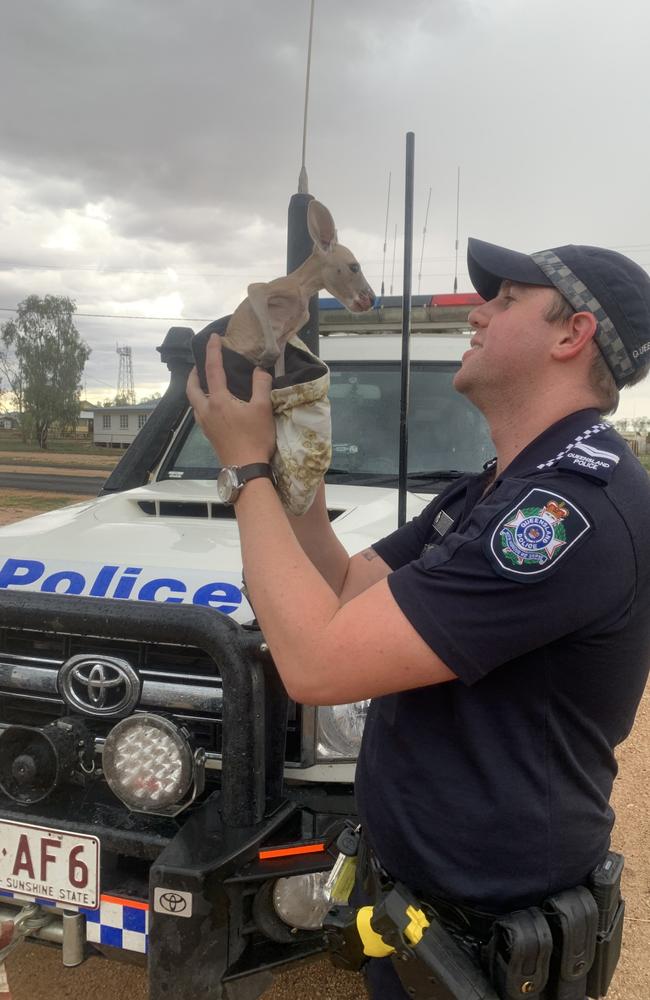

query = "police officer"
[187,238,650,999]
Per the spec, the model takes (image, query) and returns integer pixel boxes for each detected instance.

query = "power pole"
[116,345,136,405]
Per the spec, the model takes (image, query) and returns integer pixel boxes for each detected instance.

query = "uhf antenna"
[380,171,392,298]
[298,0,316,194]
[453,166,461,293]
[390,223,397,295]
[398,132,415,528]
[417,186,432,294]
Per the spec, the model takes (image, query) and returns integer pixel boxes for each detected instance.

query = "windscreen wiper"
[407,470,465,480]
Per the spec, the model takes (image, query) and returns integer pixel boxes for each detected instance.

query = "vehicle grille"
[0,628,301,766]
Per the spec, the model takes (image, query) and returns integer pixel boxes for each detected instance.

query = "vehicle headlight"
[272,872,331,929]
[316,700,370,760]
[102,714,197,815]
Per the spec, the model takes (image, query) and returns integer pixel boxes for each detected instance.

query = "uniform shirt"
[355,408,650,912]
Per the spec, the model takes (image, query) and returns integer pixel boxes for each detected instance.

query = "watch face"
[217,467,239,503]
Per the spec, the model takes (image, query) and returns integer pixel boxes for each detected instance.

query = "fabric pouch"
[192,319,331,516]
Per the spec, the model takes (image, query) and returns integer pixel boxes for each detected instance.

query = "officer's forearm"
[234,478,343,699]
[285,481,350,595]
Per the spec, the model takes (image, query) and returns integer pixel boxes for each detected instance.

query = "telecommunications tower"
[116,344,136,405]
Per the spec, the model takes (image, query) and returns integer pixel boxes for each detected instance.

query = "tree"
[99,395,131,407]
[1,295,90,449]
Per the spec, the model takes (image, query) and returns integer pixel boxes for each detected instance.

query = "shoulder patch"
[488,488,591,579]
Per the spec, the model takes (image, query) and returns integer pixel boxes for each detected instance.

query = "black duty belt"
[358,835,498,943]
[425,893,499,945]
[334,832,626,1000]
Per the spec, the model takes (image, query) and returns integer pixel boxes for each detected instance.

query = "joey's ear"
[307,201,338,253]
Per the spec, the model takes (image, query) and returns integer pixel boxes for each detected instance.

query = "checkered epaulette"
[536,422,612,471]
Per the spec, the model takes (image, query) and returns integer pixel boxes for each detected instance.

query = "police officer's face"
[454,280,559,407]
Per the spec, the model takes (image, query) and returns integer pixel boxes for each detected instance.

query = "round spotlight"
[102,715,194,813]
[272,872,332,930]
[0,723,79,804]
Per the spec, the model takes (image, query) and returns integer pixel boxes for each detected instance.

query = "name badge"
[433,510,454,537]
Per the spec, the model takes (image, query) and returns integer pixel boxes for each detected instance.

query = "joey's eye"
[349,263,360,274]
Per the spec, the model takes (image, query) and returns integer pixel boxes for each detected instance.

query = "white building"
[92,403,157,448]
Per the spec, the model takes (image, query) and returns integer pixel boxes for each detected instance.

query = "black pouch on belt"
[484,907,552,999]
[585,852,625,999]
[543,887,598,1000]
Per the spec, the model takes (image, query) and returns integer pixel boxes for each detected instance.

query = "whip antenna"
[453,166,461,293]
[398,132,415,528]
[390,223,397,295]
[380,171,392,298]
[298,0,316,193]
[417,186,432,294]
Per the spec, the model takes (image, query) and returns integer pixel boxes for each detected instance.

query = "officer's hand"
[186,334,276,466]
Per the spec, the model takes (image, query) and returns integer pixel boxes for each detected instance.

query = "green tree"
[100,395,131,407]
[1,295,91,449]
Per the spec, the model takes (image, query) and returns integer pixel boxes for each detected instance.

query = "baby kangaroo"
[221,200,375,375]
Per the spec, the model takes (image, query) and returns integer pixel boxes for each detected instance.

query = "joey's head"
[307,200,375,313]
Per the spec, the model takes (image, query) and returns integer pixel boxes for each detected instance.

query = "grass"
[0,455,116,471]
[0,435,115,456]
[0,491,90,512]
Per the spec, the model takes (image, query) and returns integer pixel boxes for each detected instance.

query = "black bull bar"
[0,589,287,827]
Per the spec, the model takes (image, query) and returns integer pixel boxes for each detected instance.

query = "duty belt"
[323,826,626,1000]
[357,833,498,943]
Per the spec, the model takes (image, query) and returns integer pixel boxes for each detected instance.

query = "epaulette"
[535,421,622,484]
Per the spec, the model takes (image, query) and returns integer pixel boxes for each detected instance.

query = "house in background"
[92,403,157,448]
[620,431,648,457]
[75,400,96,437]
[0,412,21,431]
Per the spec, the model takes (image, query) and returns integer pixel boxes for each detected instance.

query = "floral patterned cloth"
[270,336,330,515]
[192,321,331,515]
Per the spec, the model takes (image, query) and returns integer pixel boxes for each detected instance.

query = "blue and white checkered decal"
[0,889,149,954]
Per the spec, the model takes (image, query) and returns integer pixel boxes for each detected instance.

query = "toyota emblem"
[159,893,188,913]
[58,654,141,717]
[153,887,193,918]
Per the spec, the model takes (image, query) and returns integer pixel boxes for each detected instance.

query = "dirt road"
[2,481,649,999]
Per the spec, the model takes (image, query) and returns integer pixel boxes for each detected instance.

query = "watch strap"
[237,462,275,487]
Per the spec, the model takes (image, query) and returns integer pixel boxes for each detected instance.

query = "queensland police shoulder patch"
[488,489,590,579]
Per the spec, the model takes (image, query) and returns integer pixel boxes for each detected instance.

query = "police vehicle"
[0,320,493,999]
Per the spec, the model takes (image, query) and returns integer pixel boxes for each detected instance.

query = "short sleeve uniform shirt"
[355,408,650,912]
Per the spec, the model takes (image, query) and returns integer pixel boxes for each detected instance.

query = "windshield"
[162,361,493,489]
[327,362,492,485]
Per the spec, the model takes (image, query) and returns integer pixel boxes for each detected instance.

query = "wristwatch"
[216,463,276,505]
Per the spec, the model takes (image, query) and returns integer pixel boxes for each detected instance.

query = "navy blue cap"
[467,238,650,388]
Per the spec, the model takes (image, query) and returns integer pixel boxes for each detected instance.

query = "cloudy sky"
[1,0,650,417]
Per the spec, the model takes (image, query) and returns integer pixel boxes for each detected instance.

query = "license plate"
[0,819,100,909]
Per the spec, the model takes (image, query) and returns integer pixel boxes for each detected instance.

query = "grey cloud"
[2,0,650,415]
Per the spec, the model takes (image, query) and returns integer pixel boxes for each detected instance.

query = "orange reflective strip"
[101,894,149,911]
[258,842,326,861]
